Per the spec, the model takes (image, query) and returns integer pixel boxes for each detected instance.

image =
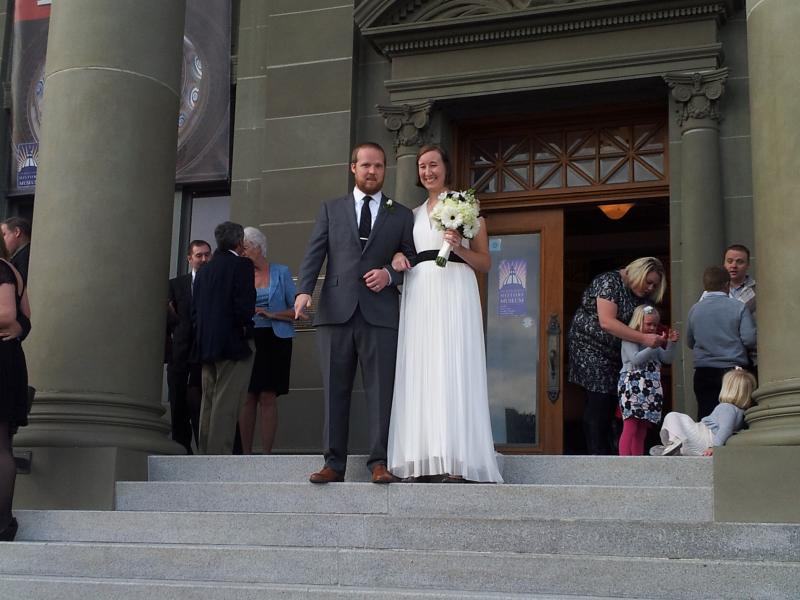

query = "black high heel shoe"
[0,517,18,541]
[440,475,471,483]
[401,475,437,483]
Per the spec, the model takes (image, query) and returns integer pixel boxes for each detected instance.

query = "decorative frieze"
[377,101,434,154]
[357,1,732,57]
[385,1,562,25]
[664,68,728,127]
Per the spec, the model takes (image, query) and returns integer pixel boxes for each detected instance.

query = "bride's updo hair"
[416,143,453,188]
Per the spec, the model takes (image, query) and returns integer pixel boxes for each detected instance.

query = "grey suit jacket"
[297,193,415,329]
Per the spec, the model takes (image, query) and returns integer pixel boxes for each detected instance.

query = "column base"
[13,447,152,510]
[728,379,800,446]
[714,445,800,523]
[14,391,183,454]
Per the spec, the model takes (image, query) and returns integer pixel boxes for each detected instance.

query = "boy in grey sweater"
[687,266,756,419]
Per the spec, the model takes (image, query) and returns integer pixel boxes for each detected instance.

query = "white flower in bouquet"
[461,221,480,240]
[429,189,481,267]
[436,204,463,229]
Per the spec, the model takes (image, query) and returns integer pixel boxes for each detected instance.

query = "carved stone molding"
[381,0,564,25]
[355,1,738,57]
[377,101,434,154]
[664,68,728,127]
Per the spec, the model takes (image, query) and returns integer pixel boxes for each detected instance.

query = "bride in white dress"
[387,144,503,483]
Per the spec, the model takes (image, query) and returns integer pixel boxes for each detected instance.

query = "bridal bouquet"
[429,189,481,267]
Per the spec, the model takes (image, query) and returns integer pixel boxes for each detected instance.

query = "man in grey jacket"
[295,142,415,484]
[687,266,757,419]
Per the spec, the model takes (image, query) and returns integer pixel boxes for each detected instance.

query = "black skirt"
[248,327,292,395]
[0,339,28,430]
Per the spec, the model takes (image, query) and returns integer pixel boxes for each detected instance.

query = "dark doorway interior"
[5,196,34,223]
[563,199,670,454]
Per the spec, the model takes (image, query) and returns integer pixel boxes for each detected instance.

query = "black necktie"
[359,197,372,250]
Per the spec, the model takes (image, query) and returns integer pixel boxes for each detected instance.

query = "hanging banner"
[9,0,231,191]
[10,0,49,191]
[176,0,231,183]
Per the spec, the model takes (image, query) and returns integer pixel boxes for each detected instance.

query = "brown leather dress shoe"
[309,466,344,484]
[371,464,399,484]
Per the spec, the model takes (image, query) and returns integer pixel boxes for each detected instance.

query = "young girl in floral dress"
[617,305,677,455]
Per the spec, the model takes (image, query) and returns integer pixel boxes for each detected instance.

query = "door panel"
[483,209,563,454]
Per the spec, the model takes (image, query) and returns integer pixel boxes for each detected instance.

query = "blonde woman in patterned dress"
[567,257,667,454]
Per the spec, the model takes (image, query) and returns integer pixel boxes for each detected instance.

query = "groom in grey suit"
[295,142,415,484]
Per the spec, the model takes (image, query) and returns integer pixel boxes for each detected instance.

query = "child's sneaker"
[663,440,683,456]
[649,445,666,456]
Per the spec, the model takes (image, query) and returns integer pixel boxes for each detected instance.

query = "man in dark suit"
[1,217,31,284]
[192,222,256,455]
[295,142,415,484]
[166,239,211,454]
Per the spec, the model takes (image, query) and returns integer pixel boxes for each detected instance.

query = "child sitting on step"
[652,367,756,456]
[617,305,677,456]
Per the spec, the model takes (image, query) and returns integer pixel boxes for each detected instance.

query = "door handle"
[546,314,561,403]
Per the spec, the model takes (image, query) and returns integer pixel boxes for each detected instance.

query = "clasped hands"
[293,268,392,320]
[642,328,680,349]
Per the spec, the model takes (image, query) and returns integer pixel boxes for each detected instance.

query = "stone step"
[15,510,800,563]
[115,481,712,522]
[148,454,712,487]
[0,575,652,600]
[501,455,711,487]
[0,543,796,599]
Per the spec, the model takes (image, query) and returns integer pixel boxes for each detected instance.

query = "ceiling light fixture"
[598,203,634,220]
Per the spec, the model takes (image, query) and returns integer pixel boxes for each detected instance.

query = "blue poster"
[16,143,38,189]
[498,259,527,316]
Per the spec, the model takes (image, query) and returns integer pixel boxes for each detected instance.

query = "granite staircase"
[1,455,798,599]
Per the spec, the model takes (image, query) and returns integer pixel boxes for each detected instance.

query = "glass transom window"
[468,122,667,196]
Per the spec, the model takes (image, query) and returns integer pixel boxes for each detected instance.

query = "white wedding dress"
[387,201,503,482]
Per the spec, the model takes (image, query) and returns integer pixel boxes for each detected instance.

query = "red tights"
[618,417,649,456]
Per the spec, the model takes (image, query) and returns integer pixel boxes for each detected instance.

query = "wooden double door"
[459,108,670,454]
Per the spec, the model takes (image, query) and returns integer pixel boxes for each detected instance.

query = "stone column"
[14,0,186,509]
[713,0,800,524]
[377,101,433,207]
[664,69,727,419]
[664,69,728,327]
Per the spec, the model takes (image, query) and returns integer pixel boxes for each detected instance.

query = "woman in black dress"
[568,257,666,454]
[0,238,31,542]
[238,227,296,454]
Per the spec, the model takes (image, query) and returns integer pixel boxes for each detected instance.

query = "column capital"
[664,68,728,129]
[377,101,433,156]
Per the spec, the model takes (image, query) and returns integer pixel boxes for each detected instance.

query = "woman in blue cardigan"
[240,227,296,454]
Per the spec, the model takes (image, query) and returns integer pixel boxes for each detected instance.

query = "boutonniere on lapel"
[384,198,395,213]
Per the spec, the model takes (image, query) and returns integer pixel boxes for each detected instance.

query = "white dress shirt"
[353,187,382,227]
[352,187,393,284]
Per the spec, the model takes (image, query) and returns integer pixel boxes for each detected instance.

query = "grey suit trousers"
[317,308,398,473]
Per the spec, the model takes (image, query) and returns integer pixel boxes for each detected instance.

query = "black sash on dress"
[411,250,466,266]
